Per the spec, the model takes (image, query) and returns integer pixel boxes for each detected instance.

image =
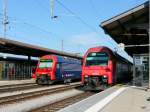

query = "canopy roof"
[0,38,82,59]
[100,1,149,56]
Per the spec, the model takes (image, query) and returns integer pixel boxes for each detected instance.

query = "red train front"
[82,46,132,90]
[32,55,82,85]
[32,55,57,84]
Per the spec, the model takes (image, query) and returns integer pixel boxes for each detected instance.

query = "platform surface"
[0,79,35,86]
[100,87,150,112]
[58,85,150,112]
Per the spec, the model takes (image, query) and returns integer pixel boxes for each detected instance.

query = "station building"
[0,38,82,80]
[100,1,149,87]
[0,55,37,80]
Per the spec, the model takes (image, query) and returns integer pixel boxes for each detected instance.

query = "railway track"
[0,83,41,93]
[29,84,125,112]
[0,83,81,105]
[29,92,94,112]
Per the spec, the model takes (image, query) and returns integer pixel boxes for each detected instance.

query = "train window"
[86,52,109,66]
[91,53,96,56]
[39,59,53,68]
[56,64,60,69]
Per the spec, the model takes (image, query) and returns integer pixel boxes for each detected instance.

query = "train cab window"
[86,52,109,66]
[39,59,53,68]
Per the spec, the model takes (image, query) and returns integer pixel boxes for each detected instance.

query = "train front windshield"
[39,59,53,68]
[86,52,109,66]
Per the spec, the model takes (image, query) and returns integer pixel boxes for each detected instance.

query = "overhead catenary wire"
[0,1,64,39]
[88,0,101,19]
[34,0,110,51]
[0,1,132,61]
[55,0,115,48]
[35,0,51,15]
[55,0,119,47]
[34,0,68,33]
[87,1,123,50]
[0,14,63,38]
[0,14,70,52]
[35,0,118,49]
[55,0,98,33]
[54,0,133,61]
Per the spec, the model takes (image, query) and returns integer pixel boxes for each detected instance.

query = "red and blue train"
[32,55,81,84]
[82,46,133,90]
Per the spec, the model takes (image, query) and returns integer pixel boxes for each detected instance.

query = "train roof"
[87,46,113,55]
[87,46,132,64]
[56,55,81,63]
[113,52,132,64]
[40,55,81,64]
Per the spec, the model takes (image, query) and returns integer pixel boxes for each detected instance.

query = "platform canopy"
[0,38,82,59]
[100,1,149,56]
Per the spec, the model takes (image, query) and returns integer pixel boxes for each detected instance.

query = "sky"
[0,0,148,62]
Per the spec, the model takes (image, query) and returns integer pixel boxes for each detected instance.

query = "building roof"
[0,38,82,59]
[100,1,149,56]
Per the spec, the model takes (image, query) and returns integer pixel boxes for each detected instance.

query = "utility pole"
[61,40,63,51]
[50,0,54,18]
[50,0,58,19]
[3,0,9,38]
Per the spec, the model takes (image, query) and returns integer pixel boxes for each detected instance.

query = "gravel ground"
[0,89,84,112]
[0,82,80,98]
[0,84,67,98]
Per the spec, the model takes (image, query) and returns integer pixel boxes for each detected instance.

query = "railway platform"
[0,79,35,86]
[58,85,150,112]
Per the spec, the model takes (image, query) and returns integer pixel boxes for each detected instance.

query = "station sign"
[134,56,142,65]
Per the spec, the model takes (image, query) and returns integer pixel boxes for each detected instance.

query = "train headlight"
[102,75,107,83]
[103,75,107,78]
[85,75,88,78]
[84,75,88,83]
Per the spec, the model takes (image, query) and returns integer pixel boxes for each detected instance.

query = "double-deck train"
[82,46,133,90]
[32,55,82,84]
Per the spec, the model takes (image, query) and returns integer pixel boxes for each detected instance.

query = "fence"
[0,61,37,80]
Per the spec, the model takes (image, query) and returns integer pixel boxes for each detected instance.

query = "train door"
[115,61,122,83]
[55,63,62,80]
[61,62,72,83]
